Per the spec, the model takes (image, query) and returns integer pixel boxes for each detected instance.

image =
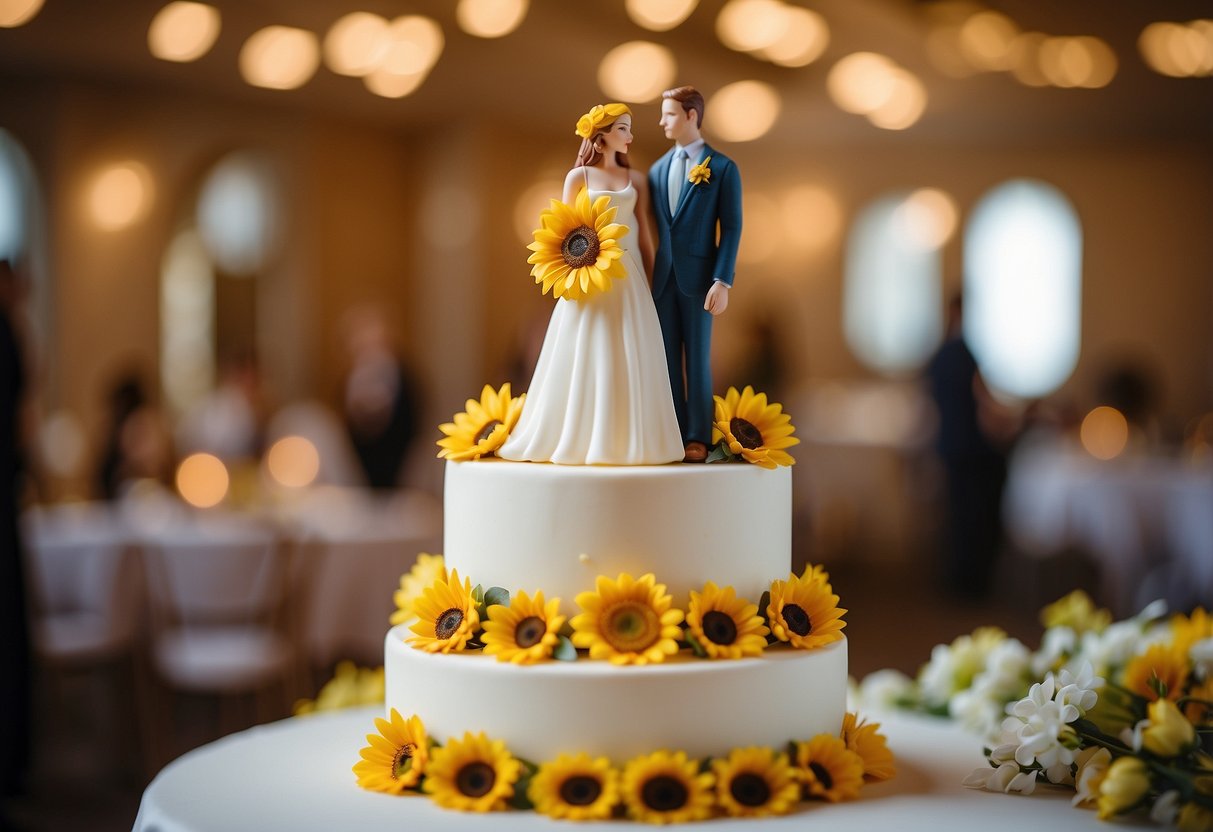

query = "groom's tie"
[668,148,688,215]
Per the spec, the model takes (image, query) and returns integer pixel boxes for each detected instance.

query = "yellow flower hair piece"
[688,156,712,185]
[840,712,896,781]
[407,568,481,654]
[482,589,566,665]
[1122,642,1190,702]
[424,731,521,812]
[621,749,715,824]
[353,709,429,794]
[767,571,847,650]
[712,385,799,468]
[574,102,631,139]
[685,581,768,659]
[794,734,865,803]
[711,746,800,818]
[436,383,526,462]
[390,553,446,626]
[529,753,620,821]
[528,187,629,302]
[571,573,684,665]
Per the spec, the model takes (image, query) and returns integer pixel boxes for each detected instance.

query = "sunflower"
[793,734,865,803]
[766,572,846,650]
[424,731,521,812]
[482,589,566,664]
[436,383,526,462]
[620,750,715,824]
[711,746,800,818]
[407,568,481,653]
[571,573,684,665]
[685,581,768,659]
[711,385,799,469]
[390,553,446,626]
[1122,642,1190,702]
[528,753,620,821]
[840,712,896,781]
[294,661,384,715]
[801,562,832,593]
[353,709,429,794]
[527,187,629,302]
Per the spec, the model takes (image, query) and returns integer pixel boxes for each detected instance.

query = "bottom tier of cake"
[384,625,848,762]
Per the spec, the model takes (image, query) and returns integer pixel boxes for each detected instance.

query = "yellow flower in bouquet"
[294,661,383,715]
[571,573,684,665]
[390,553,445,625]
[1040,589,1111,635]
[353,709,429,794]
[1097,756,1151,819]
[436,383,525,462]
[1123,642,1190,701]
[1172,607,1213,655]
[527,187,628,302]
[712,385,799,468]
[1141,698,1197,757]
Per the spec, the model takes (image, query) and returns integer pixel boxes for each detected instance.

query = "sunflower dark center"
[456,762,496,797]
[435,608,465,640]
[514,616,547,649]
[641,775,689,812]
[809,762,833,790]
[730,417,764,450]
[562,225,600,268]
[559,774,603,806]
[392,743,416,779]
[730,772,771,807]
[782,603,811,636]
[702,610,738,645]
[475,419,502,444]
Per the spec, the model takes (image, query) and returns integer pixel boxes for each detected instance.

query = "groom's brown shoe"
[683,441,707,463]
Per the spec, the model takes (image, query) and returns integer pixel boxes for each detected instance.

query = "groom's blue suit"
[648,144,742,447]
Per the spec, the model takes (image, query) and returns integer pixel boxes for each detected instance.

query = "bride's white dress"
[500,183,684,465]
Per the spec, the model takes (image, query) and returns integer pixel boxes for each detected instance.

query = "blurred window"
[196,151,282,276]
[963,179,1081,399]
[160,229,216,414]
[0,129,34,262]
[844,191,944,375]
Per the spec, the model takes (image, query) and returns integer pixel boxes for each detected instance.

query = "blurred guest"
[1095,358,1163,446]
[95,371,172,498]
[925,293,1011,599]
[176,350,263,461]
[339,306,419,490]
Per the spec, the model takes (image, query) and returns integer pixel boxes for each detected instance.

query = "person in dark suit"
[647,86,743,462]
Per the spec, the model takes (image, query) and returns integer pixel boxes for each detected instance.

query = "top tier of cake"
[443,459,791,603]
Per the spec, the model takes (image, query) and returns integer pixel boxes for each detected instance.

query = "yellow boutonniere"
[688,156,712,185]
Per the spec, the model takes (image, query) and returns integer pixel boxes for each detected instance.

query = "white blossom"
[919,629,1005,708]
[949,639,1032,739]
[858,668,916,710]
[1006,676,1080,770]
[962,762,1037,795]
[1150,790,1181,825]
[1032,626,1077,678]
[1190,637,1213,680]
[1055,661,1104,714]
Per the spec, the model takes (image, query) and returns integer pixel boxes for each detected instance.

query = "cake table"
[133,706,1156,831]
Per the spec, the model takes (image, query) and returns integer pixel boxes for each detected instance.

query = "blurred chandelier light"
[708,81,780,142]
[716,0,787,54]
[895,188,957,250]
[625,0,698,32]
[88,161,154,231]
[148,2,221,63]
[324,11,389,77]
[597,41,676,103]
[827,53,927,130]
[1039,36,1117,89]
[239,25,320,90]
[1080,406,1129,461]
[758,5,829,67]
[1139,20,1213,78]
[266,436,320,488]
[0,0,44,28]
[361,14,443,99]
[457,0,528,38]
[176,452,229,508]
[957,10,1019,71]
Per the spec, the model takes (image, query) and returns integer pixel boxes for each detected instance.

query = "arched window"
[0,129,35,262]
[963,179,1081,399]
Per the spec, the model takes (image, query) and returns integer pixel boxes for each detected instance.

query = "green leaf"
[685,632,708,659]
[472,584,485,604]
[758,590,772,622]
[510,771,535,810]
[484,586,510,608]
[553,635,578,661]
[557,620,574,639]
[706,443,732,464]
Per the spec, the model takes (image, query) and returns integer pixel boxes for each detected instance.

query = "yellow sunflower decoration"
[390,552,445,626]
[621,750,715,824]
[407,568,481,654]
[424,731,522,812]
[685,581,768,659]
[294,661,384,715]
[711,385,799,468]
[527,187,629,302]
[711,746,800,818]
[802,561,832,593]
[436,383,526,462]
[353,709,429,794]
[840,712,896,781]
[571,573,684,665]
[1122,642,1190,702]
[529,753,620,821]
[482,589,566,665]
[767,571,847,650]
[793,734,865,803]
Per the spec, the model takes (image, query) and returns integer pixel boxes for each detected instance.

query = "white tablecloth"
[133,706,1154,831]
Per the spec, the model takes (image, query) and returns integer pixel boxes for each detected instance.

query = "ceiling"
[0,0,1211,146]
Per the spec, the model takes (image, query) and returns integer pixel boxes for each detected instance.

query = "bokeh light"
[39,410,86,478]
[758,5,829,67]
[826,52,899,115]
[597,41,676,103]
[514,178,564,243]
[379,15,444,76]
[148,2,221,63]
[324,12,389,77]
[239,25,320,90]
[781,184,843,253]
[866,69,928,130]
[1080,406,1129,461]
[958,10,1019,71]
[716,0,787,54]
[1039,36,1117,88]
[625,0,698,32]
[0,0,43,28]
[266,436,320,488]
[363,66,429,99]
[1139,20,1213,78]
[196,151,281,276]
[176,452,230,508]
[895,188,958,250]
[457,0,528,38]
[88,161,153,231]
[708,81,780,142]
[737,192,779,265]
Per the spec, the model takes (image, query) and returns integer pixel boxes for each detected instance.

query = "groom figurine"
[648,86,742,462]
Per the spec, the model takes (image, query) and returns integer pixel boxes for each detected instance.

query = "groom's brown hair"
[662,86,704,128]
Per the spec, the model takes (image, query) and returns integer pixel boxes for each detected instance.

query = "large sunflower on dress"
[353,709,429,794]
[840,712,896,781]
[685,581,768,659]
[711,386,799,469]
[424,731,522,812]
[527,187,629,302]
[711,746,801,818]
[390,553,445,626]
[571,573,684,665]
[436,383,526,462]
[767,571,846,650]
[620,750,715,824]
[793,734,865,803]
[482,589,566,665]
[407,568,481,653]
[528,753,620,821]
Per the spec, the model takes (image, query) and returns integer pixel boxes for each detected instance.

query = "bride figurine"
[499,103,684,465]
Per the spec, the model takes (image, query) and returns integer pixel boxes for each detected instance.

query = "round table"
[134,706,1154,831]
